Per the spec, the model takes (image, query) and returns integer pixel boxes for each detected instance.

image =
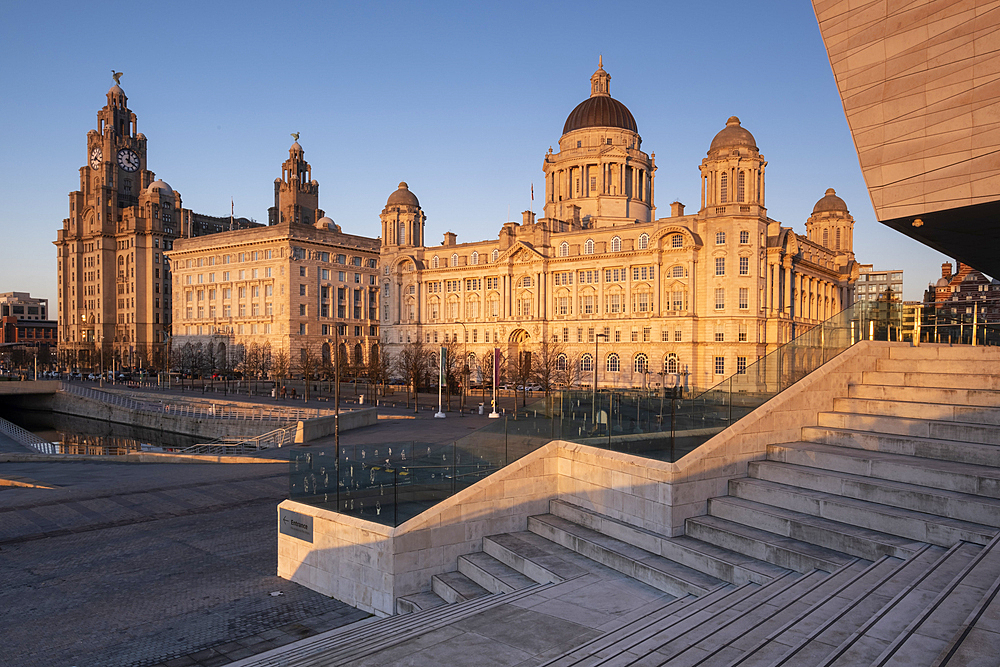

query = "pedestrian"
[281,385,287,400]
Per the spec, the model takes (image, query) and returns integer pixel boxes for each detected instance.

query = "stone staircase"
[239,344,1000,666]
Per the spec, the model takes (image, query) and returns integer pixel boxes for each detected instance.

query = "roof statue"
[111,70,123,85]
[291,132,299,142]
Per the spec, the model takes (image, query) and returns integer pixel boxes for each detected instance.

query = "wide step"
[817,411,1000,446]
[729,477,997,547]
[457,551,538,593]
[528,513,725,597]
[849,382,1000,409]
[834,396,1000,425]
[684,514,857,573]
[431,570,489,603]
[749,460,1000,529]
[549,499,789,586]
[768,441,1000,500]
[801,425,1000,468]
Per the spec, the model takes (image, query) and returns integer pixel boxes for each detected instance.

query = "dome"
[387,182,419,207]
[314,216,337,230]
[108,84,125,96]
[148,179,173,195]
[812,188,849,214]
[709,116,757,153]
[290,141,302,152]
[563,96,637,134]
[935,276,951,288]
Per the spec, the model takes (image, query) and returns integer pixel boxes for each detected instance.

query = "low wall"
[294,408,377,443]
[278,341,896,615]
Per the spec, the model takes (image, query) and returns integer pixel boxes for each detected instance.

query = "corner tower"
[380,182,425,248]
[542,59,655,227]
[699,116,767,218]
[806,188,855,256]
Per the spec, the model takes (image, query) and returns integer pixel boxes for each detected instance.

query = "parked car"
[87,373,98,381]
[523,384,543,392]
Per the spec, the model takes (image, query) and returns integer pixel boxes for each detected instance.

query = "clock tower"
[55,74,180,373]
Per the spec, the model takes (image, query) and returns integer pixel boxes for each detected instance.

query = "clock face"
[117,148,140,172]
[90,147,103,170]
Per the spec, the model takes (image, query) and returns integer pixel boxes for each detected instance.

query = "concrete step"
[815,542,982,666]
[684,514,858,573]
[769,442,1000,500]
[834,396,1000,426]
[707,495,926,561]
[457,551,538,594]
[874,533,1000,666]
[394,590,446,615]
[749,460,1000,529]
[817,411,1000,446]
[548,499,789,586]
[875,354,1000,374]
[543,569,826,667]
[927,547,1000,666]
[849,382,1000,409]
[729,477,997,547]
[482,531,595,584]
[430,570,490,604]
[886,344,1000,362]
[862,369,1000,391]
[801,425,1000,469]
[245,582,553,666]
[639,559,896,666]
[527,513,726,597]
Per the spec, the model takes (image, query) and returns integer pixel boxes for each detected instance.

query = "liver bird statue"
[291,132,300,142]
[112,70,123,85]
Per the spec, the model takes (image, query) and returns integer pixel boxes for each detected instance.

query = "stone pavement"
[0,402,503,667]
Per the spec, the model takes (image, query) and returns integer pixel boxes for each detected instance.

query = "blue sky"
[0,0,950,305]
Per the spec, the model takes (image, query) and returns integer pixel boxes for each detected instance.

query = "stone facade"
[168,143,381,373]
[379,62,860,392]
[54,76,261,372]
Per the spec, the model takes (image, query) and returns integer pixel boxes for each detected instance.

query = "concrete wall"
[278,341,895,615]
[293,409,377,443]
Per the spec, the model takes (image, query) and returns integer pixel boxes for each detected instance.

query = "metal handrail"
[0,416,58,454]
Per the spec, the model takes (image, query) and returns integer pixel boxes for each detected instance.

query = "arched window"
[638,233,649,250]
[585,239,594,255]
[556,354,567,372]
[634,353,648,374]
[720,173,728,203]
[737,171,745,202]
[671,234,683,248]
[471,251,479,265]
[491,249,499,262]
[580,354,593,373]
[606,353,620,373]
[432,255,439,268]
[671,265,685,278]
[665,354,678,374]
[611,236,621,252]
[559,242,569,257]
[451,253,459,267]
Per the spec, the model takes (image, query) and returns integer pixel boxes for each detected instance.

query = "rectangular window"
[715,330,724,342]
[607,293,621,313]
[715,288,725,310]
[300,266,306,277]
[672,291,684,311]
[581,295,595,315]
[737,357,747,374]
[675,330,682,342]
[299,284,306,296]
[578,270,599,284]
[739,287,749,310]
[643,327,651,342]
[715,356,725,375]
[587,327,595,343]
[715,257,725,276]
[739,323,748,342]
[577,327,583,343]
[740,230,750,244]
[661,329,670,342]
[739,256,749,276]
[558,296,569,315]
[299,323,307,335]
[603,268,626,282]
[634,292,649,312]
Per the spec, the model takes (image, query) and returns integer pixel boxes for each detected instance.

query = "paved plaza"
[0,402,496,667]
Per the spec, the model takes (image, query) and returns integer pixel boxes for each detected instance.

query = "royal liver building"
[379,61,859,392]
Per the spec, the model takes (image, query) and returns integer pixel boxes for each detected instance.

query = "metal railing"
[0,416,58,454]
[179,424,298,455]
[60,382,328,422]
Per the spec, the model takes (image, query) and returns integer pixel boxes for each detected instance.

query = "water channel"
[0,407,202,455]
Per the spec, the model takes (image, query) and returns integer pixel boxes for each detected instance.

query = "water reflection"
[1,409,201,455]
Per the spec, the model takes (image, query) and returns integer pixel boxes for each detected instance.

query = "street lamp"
[456,321,468,415]
[593,332,608,430]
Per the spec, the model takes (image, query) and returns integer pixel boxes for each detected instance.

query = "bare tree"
[442,337,464,411]
[271,348,290,386]
[294,345,322,402]
[395,340,430,413]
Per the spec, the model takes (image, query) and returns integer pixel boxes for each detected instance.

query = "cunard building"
[379,61,861,392]
[54,75,260,372]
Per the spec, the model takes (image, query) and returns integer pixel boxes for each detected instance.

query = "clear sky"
[0,0,952,306]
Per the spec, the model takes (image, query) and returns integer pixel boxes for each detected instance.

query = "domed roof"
[709,116,757,153]
[148,179,173,195]
[314,216,339,231]
[812,188,849,214]
[108,84,125,97]
[290,141,302,152]
[563,96,637,134]
[387,182,419,207]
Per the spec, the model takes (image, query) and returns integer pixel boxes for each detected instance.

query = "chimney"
[443,231,457,246]
[941,262,953,279]
[671,201,685,217]
[522,210,536,226]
